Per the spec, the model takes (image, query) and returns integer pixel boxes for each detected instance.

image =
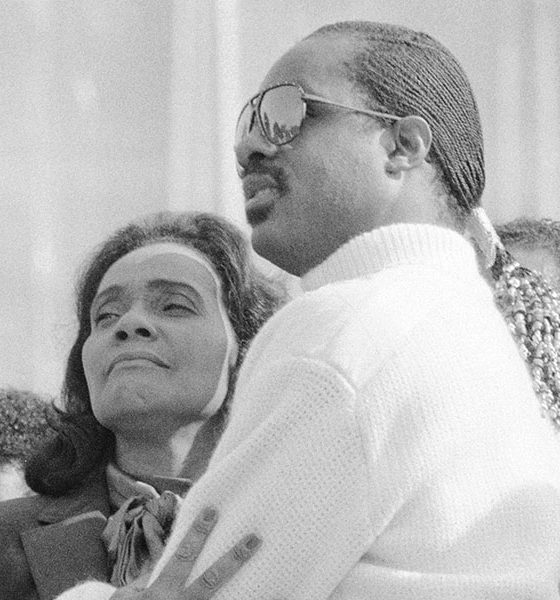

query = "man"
[58,21,560,600]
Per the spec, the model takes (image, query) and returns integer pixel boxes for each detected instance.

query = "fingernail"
[202,507,217,523]
[244,534,261,550]
[202,569,219,589]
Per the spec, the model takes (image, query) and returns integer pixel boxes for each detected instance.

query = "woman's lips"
[107,351,169,375]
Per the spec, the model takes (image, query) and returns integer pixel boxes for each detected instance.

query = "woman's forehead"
[97,242,220,296]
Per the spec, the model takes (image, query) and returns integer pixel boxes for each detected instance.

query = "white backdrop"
[1,0,559,395]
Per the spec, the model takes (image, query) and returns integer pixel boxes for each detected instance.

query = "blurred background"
[1,0,559,396]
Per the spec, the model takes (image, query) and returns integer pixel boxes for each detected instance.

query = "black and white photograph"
[1,1,560,598]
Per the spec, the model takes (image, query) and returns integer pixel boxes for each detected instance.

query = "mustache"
[242,159,288,195]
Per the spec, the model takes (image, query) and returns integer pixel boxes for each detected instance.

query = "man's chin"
[246,201,273,227]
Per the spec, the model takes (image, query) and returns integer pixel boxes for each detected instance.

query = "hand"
[110,506,261,600]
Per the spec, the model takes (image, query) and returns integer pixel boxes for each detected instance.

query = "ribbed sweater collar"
[301,223,477,292]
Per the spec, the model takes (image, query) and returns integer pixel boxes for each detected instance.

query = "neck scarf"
[101,413,223,586]
[102,463,191,586]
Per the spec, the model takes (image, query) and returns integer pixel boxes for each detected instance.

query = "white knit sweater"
[57,224,560,600]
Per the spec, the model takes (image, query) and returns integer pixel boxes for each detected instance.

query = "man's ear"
[384,116,432,174]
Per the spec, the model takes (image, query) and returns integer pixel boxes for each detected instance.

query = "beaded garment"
[493,248,560,431]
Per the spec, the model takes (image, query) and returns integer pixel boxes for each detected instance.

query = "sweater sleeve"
[147,357,374,600]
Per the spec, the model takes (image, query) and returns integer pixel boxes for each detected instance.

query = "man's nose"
[234,110,279,176]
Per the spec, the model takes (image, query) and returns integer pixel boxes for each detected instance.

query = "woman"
[0,211,284,600]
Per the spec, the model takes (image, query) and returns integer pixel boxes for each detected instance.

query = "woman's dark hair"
[26,211,286,495]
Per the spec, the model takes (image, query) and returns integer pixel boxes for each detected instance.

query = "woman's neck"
[113,420,205,480]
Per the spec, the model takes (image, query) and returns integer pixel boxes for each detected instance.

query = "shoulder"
[0,494,49,600]
[266,263,466,333]
[0,493,48,531]
[0,492,64,555]
[0,475,110,599]
[0,467,109,527]
[0,470,110,549]
[245,267,457,367]
[242,263,502,400]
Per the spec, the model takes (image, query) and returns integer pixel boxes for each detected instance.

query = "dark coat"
[0,470,111,600]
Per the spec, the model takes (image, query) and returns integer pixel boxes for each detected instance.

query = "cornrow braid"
[310,21,484,215]
[492,247,560,430]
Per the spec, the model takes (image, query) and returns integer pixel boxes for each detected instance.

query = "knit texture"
[56,224,560,600]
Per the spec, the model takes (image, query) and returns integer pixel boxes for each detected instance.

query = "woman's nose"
[234,111,279,176]
[114,309,157,341]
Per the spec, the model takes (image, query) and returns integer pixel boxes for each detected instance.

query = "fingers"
[152,506,219,593]
[109,585,148,600]
[138,507,261,600]
[184,533,262,600]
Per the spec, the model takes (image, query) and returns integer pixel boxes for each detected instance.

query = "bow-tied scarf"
[101,413,223,586]
[102,463,192,586]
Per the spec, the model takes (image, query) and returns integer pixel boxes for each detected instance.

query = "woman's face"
[82,242,232,433]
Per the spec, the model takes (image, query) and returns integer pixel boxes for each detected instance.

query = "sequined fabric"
[493,251,560,430]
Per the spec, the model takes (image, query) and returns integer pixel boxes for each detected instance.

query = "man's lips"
[107,351,169,375]
[242,173,283,226]
[242,173,280,201]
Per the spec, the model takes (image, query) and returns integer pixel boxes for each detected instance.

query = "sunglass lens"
[235,102,256,148]
[259,85,304,145]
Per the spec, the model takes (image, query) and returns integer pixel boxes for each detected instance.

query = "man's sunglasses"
[235,82,401,148]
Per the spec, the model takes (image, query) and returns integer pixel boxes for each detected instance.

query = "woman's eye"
[93,312,118,326]
[162,303,195,315]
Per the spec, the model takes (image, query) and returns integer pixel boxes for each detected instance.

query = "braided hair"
[310,21,560,431]
[309,21,484,218]
[493,221,560,428]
